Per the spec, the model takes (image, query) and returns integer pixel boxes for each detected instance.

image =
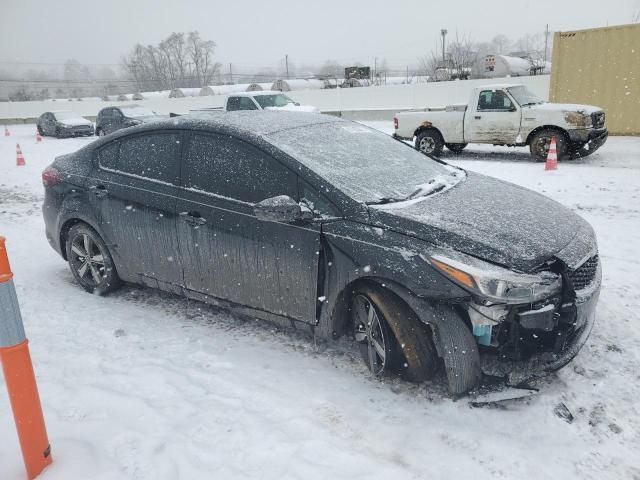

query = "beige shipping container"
[550,23,640,135]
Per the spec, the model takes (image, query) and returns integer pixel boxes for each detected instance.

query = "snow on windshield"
[120,106,156,117]
[508,86,543,106]
[254,94,295,108]
[267,122,456,203]
[53,111,82,120]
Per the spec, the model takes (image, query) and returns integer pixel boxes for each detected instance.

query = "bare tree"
[187,31,221,87]
[491,34,511,54]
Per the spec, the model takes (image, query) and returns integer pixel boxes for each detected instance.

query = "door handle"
[90,185,108,198]
[474,115,481,120]
[180,211,207,226]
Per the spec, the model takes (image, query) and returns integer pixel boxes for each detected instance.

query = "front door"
[87,131,185,288]
[465,89,522,143]
[176,132,321,323]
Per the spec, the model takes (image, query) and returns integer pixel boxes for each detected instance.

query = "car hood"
[136,115,166,122]
[265,104,319,113]
[58,118,93,127]
[368,171,596,272]
[526,102,603,115]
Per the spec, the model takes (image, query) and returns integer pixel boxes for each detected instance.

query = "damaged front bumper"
[474,263,601,386]
[568,128,608,156]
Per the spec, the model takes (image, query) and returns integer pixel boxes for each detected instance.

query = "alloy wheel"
[353,294,388,375]
[69,233,106,287]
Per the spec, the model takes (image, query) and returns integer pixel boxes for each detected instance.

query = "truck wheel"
[415,129,444,157]
[529,130,567,162]
[351,283,438,382]
[446,143,467,154]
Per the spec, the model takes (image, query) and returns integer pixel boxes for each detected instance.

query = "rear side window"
[117,132,181,184]
[183,133,296,204]
[226,97,241,111]
[238,97,258,110]
[97,142,119,169]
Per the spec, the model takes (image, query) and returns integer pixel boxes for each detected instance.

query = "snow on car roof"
[477,83,523,90]
[228,91,288,97]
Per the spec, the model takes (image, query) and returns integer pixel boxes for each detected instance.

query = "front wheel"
[529,130,567,162]
[37,125,44,136]
[351,284,438,382]
[415,129,444,157]
[65,223,121,295]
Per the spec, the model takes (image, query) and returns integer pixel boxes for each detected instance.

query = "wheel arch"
[525,125,570,145]
[58,217,102,261]
[413,123,444,143]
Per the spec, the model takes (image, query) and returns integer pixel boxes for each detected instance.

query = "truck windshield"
[507,86,544,106]
[254,94,296,108]
[267,122,461,204]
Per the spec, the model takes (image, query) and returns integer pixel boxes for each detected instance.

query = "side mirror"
[254,195,303,223]
[294,102,301,106]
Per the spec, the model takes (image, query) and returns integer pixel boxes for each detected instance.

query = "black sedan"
[37,111,94,138]
[95,104,164,136]
[41,112,600,395]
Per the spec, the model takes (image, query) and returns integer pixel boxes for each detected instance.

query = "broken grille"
[568,255,599,290]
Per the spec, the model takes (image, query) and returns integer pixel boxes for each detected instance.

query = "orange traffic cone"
[36,131,42,143]
[545,136,558,171]
[16,144,26,166]
[4,125,9,137]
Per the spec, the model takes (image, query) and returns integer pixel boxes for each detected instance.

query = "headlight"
[424,250,561,305]
[565,112,591,128]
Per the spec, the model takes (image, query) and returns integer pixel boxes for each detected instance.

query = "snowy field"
[1,122,639,479]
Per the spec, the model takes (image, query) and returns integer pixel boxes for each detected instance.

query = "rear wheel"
[529,129,568,162]
[446,143,467,154]
[415,129,444,157]
[97,128,105,137]
[351,284,438,382]
[65,223,121,295]
[37,125,44,136]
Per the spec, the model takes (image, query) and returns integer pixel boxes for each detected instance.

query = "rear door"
[176,132,321,323]
[465,89,522,143]
[87,131,185,290]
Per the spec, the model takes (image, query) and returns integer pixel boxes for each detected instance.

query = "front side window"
[226,97,241,111]
[119,106,155,118]
[238,97,258,110]
[183,133,296,204]
[117,132,181,184]
[300,180,341,217]
[477,90,514,111]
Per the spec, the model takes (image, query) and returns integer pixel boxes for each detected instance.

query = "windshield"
[507,86,544,106]
[254,94,295,108]
[267,122,459,204]
[120,106,156,117]
[53,111,82,120]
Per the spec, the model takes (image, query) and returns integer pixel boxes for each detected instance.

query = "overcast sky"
[1,0,637,72]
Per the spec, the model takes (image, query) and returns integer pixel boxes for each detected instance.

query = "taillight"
[42,166,60,186]
[393,116,398,129]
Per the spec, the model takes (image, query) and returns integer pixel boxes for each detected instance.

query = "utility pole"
[285,54,289,79]
[406,65,409,84]
[374,57,377,81]
[229,63,233,83]
[543,24,550,64]
[441,29,448,65]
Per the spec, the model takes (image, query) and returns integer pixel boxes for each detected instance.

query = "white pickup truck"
[393,84,608,161]
[192,91,318,114]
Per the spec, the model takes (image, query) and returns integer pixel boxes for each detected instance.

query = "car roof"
[477,83,522,90]
[229,91,288,97]
[147,111,340,136]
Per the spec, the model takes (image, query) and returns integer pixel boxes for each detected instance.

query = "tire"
[54,127,61,138]
[529,129,568,162]
[65,223,121,295]
[446,143,467,154]
[37,125,44,136]
[415,129,444,157]
[96,128,105,137]
[351,284,438,382]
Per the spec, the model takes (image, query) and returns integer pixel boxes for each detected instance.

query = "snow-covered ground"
[1,123,639,479]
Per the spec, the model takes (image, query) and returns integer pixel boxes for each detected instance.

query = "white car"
[393,84,608,161]
[193,91,318,114]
